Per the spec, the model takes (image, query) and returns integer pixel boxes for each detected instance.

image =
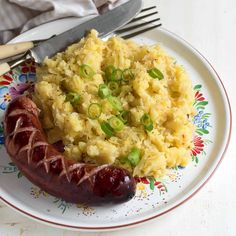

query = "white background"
[0,0,236,235]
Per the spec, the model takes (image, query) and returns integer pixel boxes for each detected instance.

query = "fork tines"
[116,6,162,39]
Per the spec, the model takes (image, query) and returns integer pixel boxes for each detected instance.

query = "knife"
[0,0,142,76]
[0,35,56,60]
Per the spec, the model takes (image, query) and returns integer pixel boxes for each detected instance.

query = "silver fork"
[0,6,161,68]
[116,6,161,39]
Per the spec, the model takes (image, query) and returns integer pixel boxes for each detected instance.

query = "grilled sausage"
[4,96,136,204]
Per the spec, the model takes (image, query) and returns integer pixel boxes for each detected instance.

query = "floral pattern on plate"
[0,59,212,215]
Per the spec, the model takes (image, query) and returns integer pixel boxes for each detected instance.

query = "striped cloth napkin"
[0,0,127,44]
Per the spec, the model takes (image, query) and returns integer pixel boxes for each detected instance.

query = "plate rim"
[0,26,232,231]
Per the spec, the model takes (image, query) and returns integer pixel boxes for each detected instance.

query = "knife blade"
[30,0,142,64]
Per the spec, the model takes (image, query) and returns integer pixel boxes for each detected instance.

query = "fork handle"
[0,42,34,60]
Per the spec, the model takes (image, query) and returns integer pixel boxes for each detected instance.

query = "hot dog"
[4,96,136,204]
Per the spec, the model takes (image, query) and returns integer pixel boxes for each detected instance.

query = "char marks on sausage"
[4,96,136,204]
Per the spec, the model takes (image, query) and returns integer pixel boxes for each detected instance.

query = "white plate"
[0,18,232,231]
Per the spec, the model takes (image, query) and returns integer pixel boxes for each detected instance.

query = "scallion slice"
[88,103,102,119]
[108,81,121,96]
[140,113,153,131]
[108,116,124,131]
[79,64,95,79]
[110,69,123,82]
[127,147,141,167]
[147,68,164,80]
[105,65,116,80]
[100,121,114,137]
[107,96,123,111]
[98,84,111,98]
[65,92,81,105]
[118,110,130,124]
[122,69,134,82]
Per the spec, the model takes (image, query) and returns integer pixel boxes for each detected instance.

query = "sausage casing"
[4,96,136,204]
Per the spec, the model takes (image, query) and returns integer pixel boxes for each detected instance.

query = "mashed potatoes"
[34,30,195,178]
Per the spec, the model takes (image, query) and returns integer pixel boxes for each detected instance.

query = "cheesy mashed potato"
[34,30,195,178]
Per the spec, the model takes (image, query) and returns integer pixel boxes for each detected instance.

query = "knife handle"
[0,42,34,60]
[0,63,11,76]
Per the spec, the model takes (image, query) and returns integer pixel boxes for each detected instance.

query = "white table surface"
[1,0,236,235]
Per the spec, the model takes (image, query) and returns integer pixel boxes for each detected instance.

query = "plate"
[0,18,232,231]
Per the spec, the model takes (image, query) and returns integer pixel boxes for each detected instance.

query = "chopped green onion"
[65,92,81,105]
[122,69,134,82]
[79,64,95,79]
[100,121,114,137]
[105,65,116,80]
[147,68,164,80]
[108,81,121,96]
[127,147,141,167]
[110,69,123,82]
[88,103,102,119]
[120,148,141,166]
[118,110,130,124]
[108,116,124,131]
[98,84,111,98]
[107,96,123,111]
[140,113,153,131]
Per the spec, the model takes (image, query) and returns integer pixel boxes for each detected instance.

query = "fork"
[116,6,161,39]
[0,6,161,73]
